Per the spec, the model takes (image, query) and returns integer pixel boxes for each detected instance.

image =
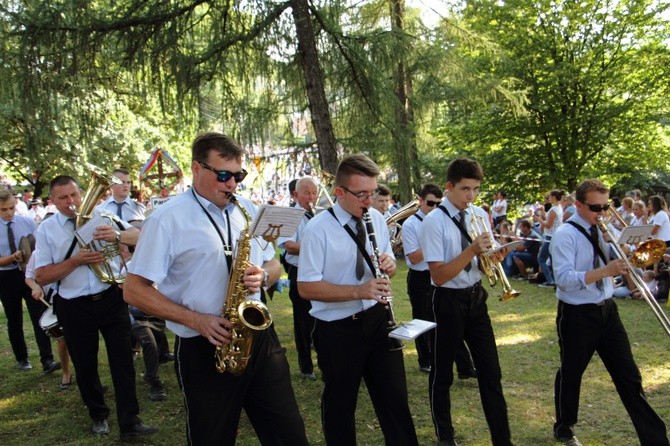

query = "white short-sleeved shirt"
[276,204,312,268]
[1,214,36,271]
[650,211,670,241]
[298,203,393,321]
[401,210,428,271]
[420,199,488,289]
[129,189,274,338]
[35,212,130,298]
[95,196,146,223]
[543,205,563,238]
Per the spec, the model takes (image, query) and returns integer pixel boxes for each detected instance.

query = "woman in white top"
[534,189,564,287]
[647,195,670,244]
[491,191,508,226]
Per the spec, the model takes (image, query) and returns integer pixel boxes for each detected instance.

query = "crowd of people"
[2,135,670,445]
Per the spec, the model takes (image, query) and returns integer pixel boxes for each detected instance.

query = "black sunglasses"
[584,202,610,213]
[198,161,248,183]
[426,200,440,207]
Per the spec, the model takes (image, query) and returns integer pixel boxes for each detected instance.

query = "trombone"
[468,205,520,302]
[598,212,670,338]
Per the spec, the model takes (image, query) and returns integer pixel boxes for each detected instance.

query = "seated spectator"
[647,195,670,245]
[502,219,542,279]
[561,194,576,222]
[630,200,647,226]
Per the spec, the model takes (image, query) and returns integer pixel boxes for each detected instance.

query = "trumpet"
[468,205,520,302]
[597,217,670,337]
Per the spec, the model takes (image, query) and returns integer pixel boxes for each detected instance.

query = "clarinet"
[362,210,405,351]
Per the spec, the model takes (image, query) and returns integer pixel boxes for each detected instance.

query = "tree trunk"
[390,0,415,203]
[291,0,339,176]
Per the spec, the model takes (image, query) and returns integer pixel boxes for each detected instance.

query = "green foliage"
[434,0,670,203]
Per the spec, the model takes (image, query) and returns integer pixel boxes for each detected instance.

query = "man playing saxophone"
[124,132,307,446]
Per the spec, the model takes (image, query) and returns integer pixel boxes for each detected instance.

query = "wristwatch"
[114,230,121,243]
[261,269,269,288]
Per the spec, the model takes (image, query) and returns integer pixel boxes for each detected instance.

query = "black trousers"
[554,299,668,445]
[407,269,474,372]
[132,317,170,381]
[55,287,141,430]
[430,284,512,445]
[314,303,418,446]
[288,265,315,374]
[0,268,53,364]
[175,326,308,446]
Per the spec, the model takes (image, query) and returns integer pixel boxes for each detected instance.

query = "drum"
[39,307,64,340]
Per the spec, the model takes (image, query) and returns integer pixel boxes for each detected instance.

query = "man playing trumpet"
[420,157,514,446]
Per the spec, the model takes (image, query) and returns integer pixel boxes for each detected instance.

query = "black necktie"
[115,202,124,219]
[590,225,604,290]
[7,222,17,259]
[354,217,366,280]
[458,210,472,272]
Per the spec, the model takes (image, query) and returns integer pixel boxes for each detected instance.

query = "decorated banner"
[139,148,184,199]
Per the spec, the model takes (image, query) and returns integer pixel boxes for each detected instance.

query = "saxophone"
[215,195,273,374]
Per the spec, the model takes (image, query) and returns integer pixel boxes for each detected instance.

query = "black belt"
[78,286,117,301]
[440,281,483,298]
[563,299,610,308]
[347,304,380,321]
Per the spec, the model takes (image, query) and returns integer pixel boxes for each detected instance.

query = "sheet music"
[250,205,306,242]
[388,319,437,341]
[75,214,109,245]
[487,240,524,255]
[618,224,654,245]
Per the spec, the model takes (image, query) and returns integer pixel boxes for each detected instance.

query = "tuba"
[215,195,273,374]
[468,205,520,302]
[72,165,127,284]
[386,198,420,257]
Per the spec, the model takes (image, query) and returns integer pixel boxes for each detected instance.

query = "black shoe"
[300,372,317,381]
[120,423,158,441]
[92,419,110,436]
[159,352,175,364]
[554,433,582,446]
[17,359,32,371]
[419,365,432,373]
[59,378,72,391]
[458,368,477,379]
[438,438,459,446]
[42,359,61,374]
[147,378,167,401]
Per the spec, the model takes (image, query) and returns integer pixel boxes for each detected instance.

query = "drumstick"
[39,297,52,309]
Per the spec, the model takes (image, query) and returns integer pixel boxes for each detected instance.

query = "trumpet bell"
[499,289,521,302]
[630,239,667,268]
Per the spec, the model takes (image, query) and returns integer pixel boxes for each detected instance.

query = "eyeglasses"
[341,186,379,201]
[198,161,248,183]
[584,202,610,213]
[426,200,440,207]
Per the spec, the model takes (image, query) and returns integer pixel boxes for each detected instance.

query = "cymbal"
[18,234,35,271]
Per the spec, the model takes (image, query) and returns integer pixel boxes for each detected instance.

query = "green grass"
[2,261,670,445]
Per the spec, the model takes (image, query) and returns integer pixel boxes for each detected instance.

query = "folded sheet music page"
[389,319,437,341]
[251,205,306,242]
[618,224,654,245]
[75,214,109,245]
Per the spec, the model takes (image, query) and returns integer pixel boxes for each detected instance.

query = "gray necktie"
[7,221,17,259]
[354,217,366,280]
[115,202,124,219]
[458,210,472,272]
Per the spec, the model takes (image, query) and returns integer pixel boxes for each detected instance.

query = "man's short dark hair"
[288,179,298,194]
[191,132,244,164]
[377,184,391,197]
[446,157,484,185]
[575,179,608,203]
[49,175,79,193]
[419,183,443,200]
[335,154,380,187]
[112,168,130,176]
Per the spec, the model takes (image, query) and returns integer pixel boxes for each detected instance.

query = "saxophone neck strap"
[327,208,376,278]
[192,188,233,272]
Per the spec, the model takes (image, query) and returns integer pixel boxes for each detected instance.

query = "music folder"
[617,224,654,245]
[388,319,437,341]
[250,204,306,242]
